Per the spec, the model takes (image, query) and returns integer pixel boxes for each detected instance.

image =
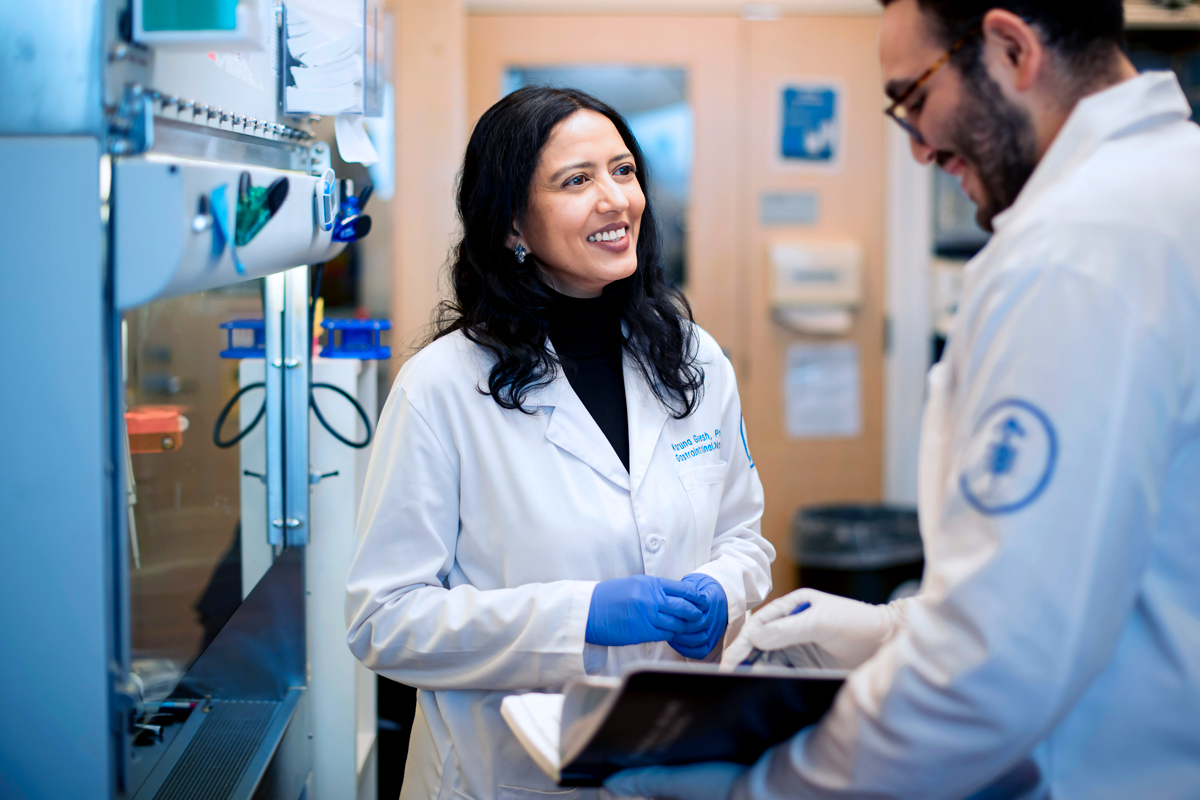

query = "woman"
[346,86,774,800]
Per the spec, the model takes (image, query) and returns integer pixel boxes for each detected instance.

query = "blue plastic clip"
[209,184,245,274]
[332,183,373,243]
[210,184,230,257]
[219,319,266,359]
[320,318,391,360]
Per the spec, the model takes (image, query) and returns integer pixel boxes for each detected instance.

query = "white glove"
[604,763,747,800]
[721,588,910,670]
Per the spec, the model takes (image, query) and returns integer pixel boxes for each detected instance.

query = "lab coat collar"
[623,350,671,496]
[528,341,632,491]
[991,71,1191,233]
[527,341,670,495]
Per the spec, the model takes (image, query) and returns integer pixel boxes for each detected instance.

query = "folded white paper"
[283,5,364,115]
[335,115,379,165]
[500,693,566,780]
[287,87,360,115]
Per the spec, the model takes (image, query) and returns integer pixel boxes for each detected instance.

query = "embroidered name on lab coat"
[673,429,722,463]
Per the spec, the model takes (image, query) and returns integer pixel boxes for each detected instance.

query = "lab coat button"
[646,536,663,553]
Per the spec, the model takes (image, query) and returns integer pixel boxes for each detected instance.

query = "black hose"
[213,382,266,448]
[214,265,372,452]
[311,382,373,448]
[306,262,373,448]
[212,379,372,451]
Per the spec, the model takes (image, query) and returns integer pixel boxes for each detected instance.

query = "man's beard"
[939,63,1040,233]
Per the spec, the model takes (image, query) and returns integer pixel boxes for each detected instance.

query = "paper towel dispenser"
[769,240,863,336]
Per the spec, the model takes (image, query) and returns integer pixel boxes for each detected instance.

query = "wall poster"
[784,341,861,439]
[779,83,843,168]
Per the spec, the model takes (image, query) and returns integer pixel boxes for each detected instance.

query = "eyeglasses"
[884,27,981,147]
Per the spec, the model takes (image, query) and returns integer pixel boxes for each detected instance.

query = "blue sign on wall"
[781,85,840,163]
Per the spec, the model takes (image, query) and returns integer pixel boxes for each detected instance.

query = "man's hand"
[604,763,747,800]
[722,588,909,670]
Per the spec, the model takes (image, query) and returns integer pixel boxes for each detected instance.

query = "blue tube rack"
[320,318,391,360]
[219,319,266,359]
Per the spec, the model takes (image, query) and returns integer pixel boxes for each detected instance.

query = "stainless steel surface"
[246,688,312,800]
[173,546,306,701]
[150,118,310,171]
[128,699,211,799]
[117,262,312,797]
[310,140,332,177]
[364,0,387,117]
[0,137,114,800]
[109,85,156,155]
[0,0,105,134]
[149,0,283,126]
[129,690,306,800]
[146,91,314,144]
[265,274,286,548]
[150,700,277,799]
[230,689,307,799]
[283,267,311,547]
[114,158,344,309]
[4,6,320,795]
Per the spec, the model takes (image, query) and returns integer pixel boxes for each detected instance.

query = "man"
[606,1,1200,797]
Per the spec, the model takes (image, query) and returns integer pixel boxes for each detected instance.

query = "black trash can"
[793,505,924,605]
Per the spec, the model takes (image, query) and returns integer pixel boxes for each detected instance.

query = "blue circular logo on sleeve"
[959,399,1057,516]
[740,414,755,469]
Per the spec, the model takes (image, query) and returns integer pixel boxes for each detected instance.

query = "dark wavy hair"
[431,86,704,418]
[880,0,1125,74]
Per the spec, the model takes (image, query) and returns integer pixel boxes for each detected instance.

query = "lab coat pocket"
[679,462,728,562]
[496,786,585,799]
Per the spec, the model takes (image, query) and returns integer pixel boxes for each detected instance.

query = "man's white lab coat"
[347,326,774,800]
[734,72,1200,799]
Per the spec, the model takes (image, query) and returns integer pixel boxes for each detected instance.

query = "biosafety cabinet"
[0,2,385,798]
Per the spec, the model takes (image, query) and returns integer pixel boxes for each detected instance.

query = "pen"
[740,601,812,666]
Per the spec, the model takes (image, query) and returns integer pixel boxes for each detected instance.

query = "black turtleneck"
[547,288,630,471]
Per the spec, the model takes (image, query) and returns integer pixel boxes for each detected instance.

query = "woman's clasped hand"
[669,574,729,659]
[585,573,729,659]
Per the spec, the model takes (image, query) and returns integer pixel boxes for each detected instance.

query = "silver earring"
[513,244,528,264]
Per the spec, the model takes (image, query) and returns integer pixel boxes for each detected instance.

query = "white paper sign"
[784,342,861,439]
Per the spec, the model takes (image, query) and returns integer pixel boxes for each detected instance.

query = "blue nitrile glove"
[668,574,729,659]
[605,763,747,800]
[585,575,707,647]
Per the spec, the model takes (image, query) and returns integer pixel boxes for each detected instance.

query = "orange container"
[125,405,189,454]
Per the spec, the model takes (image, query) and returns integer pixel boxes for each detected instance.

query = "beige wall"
[388,0,468,368]
[741,18,887,596]
[392,5,888,597]
[465,0,879,13]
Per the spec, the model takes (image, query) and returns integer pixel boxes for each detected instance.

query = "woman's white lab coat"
[347,324,774,800]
